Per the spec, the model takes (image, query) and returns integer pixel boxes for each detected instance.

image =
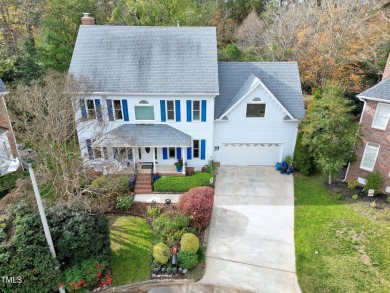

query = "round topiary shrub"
[153,243,170,264]
[178,250,198,269]
[180,233,199,253]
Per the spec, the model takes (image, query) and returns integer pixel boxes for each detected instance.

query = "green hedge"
[153,172,213,192]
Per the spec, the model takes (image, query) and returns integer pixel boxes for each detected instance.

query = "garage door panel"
[219,143,282,166]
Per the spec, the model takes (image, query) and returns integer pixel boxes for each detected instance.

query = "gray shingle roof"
[357,78,390,102]
[0,79,6,93]
[96,124,191,147]
[216,62,305,120]
[69,26,219,94]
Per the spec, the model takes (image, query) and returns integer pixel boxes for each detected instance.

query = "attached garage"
[219,143,283,166]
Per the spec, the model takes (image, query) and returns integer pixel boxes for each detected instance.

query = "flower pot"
[276,162,281,170]
[176,166,183,172]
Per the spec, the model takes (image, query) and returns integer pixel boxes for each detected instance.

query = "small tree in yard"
[301,83,359,184]
[178,186,214,232]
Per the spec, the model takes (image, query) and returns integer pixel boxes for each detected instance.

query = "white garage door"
[219,143,283,166]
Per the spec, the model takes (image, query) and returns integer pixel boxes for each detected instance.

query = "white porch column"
[182,147,186,175]
[153,147,156,173]
[132,147,136,173]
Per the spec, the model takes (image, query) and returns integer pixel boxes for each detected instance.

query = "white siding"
[213,84,299,165]
[76,95,215,170]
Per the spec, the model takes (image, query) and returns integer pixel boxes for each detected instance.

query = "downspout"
[343,98,366,181]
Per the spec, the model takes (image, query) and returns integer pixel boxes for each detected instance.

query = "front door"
[139,147,154,163]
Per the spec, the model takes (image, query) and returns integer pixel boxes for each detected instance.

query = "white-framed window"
[113,100,123,120]
[86,99,96,119]
[360,142,380,171]
[116,147,133,161]
[155,148,158,160]
[246,98,266,118]
[169,147,176,158]
[135,100,155,120]
[167,100,175,121]
[93,147,102,159]
[193,100,200,121]
[372,103,390,130]
[193,139,200,158]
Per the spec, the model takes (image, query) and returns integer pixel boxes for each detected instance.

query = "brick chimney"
[81,13,95,25]
[382,53,390,80]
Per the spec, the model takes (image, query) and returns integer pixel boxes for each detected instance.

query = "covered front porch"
[92,124,192,176]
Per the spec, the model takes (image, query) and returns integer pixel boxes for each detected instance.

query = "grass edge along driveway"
[294,174,390,293]
[108,215,153,286]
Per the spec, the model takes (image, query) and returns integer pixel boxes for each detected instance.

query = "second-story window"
[113,100,123,120]
[86,99,96,119]
[193,101,200,121]
[372,103,390,130]
[167,101,175,121]
[135,100,155,120]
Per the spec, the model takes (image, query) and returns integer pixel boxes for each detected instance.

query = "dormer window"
[246,98,266,118]
[135,100,155,120]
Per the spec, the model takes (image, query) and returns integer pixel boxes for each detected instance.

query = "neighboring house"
[69,14,304,175]
[346,54,390,194]
[0,79,20,176]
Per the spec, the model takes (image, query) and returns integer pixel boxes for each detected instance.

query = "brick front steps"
[134,173,153,194]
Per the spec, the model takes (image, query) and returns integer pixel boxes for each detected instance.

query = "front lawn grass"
[295,174,390,293]
[108,216,153,286]
[153,172,213,192]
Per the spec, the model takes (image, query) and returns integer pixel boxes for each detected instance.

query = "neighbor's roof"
[69,25,219,94]
[357,78,390,102]
[95,124,191,147]
[216,62,305,120]
[0,79,6,93]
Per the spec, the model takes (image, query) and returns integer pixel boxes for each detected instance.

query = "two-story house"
[69,14,304,177]
[346,54,390,194]
[0,79,20,176]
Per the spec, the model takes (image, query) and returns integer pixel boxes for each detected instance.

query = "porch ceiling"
[94,124,191,147]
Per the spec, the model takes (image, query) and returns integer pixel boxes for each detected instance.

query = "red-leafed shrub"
[178,186,214,230]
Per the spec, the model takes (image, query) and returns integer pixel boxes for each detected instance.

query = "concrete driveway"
[198,166,300,293]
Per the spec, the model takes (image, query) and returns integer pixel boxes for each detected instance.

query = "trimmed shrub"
[180,233,199,253]
[153,172,213,192]
[178,250,198,269]
[153,213,189,246]
[364,171,385,195]
[197,246,206,262]
[153,243,171,264]
[178,186,214,230]
[293,132,315,176]
[116,195,133,210]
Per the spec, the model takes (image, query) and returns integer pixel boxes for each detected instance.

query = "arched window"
[246,98,266,118]
[135,100,155,120]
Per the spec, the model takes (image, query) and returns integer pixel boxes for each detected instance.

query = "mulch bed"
[325,180,389,206]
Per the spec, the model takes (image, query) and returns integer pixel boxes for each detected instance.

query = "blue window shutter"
[201,100,207,122]
[160,100,166,122]
[80,99,87,120]
[94,99,102,121]
[176,147,182,159]
[175,100,181,122]
[162,148,168,160]
[106,99,114,121]
[86,139,93,160]
[187,147,192,160]
[122,99,129,121]
[186,100,192,122]
[201,139,206,160]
